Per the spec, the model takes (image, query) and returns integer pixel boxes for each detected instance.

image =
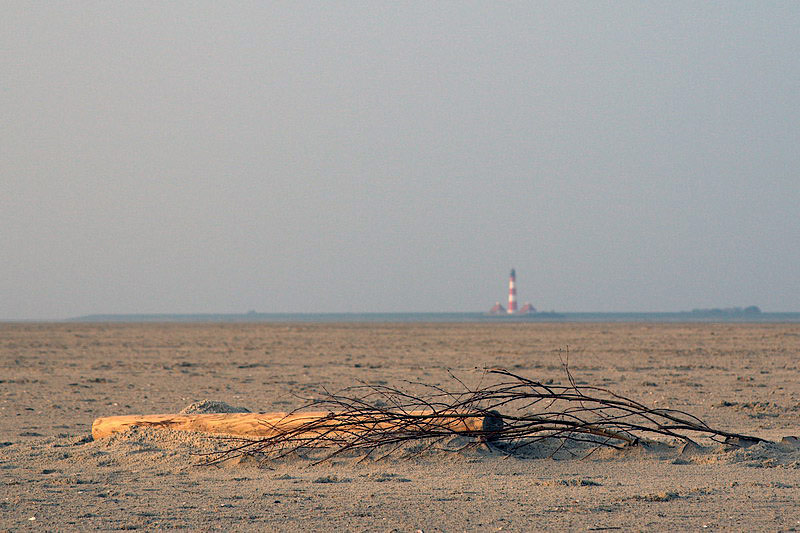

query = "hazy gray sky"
[3,2,799,319]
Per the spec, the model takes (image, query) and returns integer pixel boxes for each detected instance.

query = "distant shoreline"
[60,311,800,323]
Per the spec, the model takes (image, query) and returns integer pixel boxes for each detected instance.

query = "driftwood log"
[91,410,504,441]
[92,367,768,464]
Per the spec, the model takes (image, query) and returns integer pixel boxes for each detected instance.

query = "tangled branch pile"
[204,367,763,464]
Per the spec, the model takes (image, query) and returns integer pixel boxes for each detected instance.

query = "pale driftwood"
[91,410,503,441]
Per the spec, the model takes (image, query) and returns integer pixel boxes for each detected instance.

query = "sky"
[2,2,799,319]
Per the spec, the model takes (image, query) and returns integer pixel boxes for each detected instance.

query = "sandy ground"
[2,321,800,531]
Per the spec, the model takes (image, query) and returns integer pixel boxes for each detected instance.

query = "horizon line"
[5,307,800,323]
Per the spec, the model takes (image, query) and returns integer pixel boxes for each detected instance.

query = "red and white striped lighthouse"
[507,268,518,314]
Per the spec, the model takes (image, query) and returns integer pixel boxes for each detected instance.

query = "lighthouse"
[507,269,518,314]
[488,269,536,315]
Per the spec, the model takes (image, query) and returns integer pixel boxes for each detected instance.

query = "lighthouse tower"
[507,269,518,314]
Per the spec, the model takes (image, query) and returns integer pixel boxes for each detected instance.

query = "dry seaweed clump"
[203,366,766,465]
[179,400,250,415]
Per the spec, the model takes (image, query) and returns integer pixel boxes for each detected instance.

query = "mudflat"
[2,322,799,531]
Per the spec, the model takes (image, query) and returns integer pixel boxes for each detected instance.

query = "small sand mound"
[178,400,251,415]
